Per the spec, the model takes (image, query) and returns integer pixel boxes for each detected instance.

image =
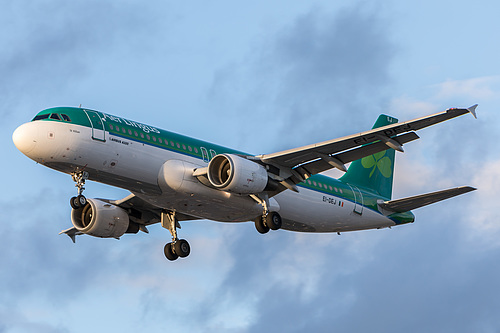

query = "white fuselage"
[13,119,395,233]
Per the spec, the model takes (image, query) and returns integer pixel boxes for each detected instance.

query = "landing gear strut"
[162,211,190,261]
[70,171,89,209]
[250,194,282,234]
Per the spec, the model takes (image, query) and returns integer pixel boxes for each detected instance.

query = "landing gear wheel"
[70,195,87,209]
[76,195,87,207]
[161,211,191,261]
[255,217,270,234]
[266,212,282,230]
[164,243,179,261]
[70,196,80,209]
[70,171,89,209]
[174,239,191,258]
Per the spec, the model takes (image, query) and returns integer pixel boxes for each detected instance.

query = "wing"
[378,186,477,213]
[106,194,199,225]
[258,105,477,192]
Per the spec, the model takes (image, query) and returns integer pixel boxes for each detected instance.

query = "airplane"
[12,104,478,261]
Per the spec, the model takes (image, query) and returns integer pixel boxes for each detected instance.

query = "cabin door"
[84,110,106,142]
[348,184,364,215]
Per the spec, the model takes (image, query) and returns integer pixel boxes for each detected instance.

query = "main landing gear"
[255,212,282,234]
[161,211,190,261]
[250,194,282,234]
[70,171,89,209]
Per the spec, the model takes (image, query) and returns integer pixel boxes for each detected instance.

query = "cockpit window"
[61,114,71,122]
[50,113,61,120]
[33,114,50,121]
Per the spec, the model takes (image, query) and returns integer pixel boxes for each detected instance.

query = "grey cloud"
[209,4,396,152]
[4,1,497,332]
[0,0,158,114]
[224,213,500,332]
[271,6,395,142]
[0,187,163,308]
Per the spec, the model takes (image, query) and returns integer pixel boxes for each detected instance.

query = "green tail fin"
[339,114,399,199]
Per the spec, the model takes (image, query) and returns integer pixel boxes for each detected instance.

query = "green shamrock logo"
[361,151,392,178]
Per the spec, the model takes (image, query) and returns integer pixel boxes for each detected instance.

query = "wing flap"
[379,186,476,213]
[294,132,419,177]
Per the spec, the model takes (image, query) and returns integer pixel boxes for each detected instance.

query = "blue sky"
[2,1,500,332]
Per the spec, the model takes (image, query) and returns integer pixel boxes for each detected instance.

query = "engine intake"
[71,199,130,238]
[207,154,268,194]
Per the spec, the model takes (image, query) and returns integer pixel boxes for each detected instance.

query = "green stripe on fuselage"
[32,107,415,224]
[33,107,245,161]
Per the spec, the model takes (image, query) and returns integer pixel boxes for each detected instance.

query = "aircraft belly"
[275,188,394,233]
[135,190,262,222]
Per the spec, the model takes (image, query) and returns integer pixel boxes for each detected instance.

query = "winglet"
[59,227,80,243]
[468,104,478,119]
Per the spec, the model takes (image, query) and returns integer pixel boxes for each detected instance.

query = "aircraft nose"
[13,122,38,155]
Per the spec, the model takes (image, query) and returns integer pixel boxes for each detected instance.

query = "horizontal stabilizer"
[378,186,476,213]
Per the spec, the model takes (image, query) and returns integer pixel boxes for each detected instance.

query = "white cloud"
[389,95,438,118]
[432,76,500,101]
[463,159,500,250]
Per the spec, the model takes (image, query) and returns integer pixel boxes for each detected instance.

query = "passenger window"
[61,114,71,122]
[50,113,61,120]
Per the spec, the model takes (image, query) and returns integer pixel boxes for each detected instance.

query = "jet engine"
[207,154,268,194]
[71,198,130,238]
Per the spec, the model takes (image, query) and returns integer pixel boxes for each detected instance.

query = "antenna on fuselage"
[78,104,82,108]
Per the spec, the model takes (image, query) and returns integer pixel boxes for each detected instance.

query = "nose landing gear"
[70,171,89,209]
[162,211,190,261]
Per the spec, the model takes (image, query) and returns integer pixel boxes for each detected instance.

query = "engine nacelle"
[71,199,130,238]
[207,154,268,194]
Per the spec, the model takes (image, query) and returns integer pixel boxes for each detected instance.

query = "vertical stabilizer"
[339,115,399,199]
